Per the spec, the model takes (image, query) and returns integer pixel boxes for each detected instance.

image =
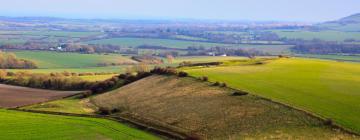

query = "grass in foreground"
[0,109,159,140]
[184,58,360,133]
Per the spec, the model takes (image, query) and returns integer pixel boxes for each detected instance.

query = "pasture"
[0,84,80,108]
[271,30,360,41]
[0,109,159,140]
[11,51,136,68]
[184,58,360,133]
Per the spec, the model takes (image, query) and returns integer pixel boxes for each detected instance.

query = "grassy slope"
[185,58,360,133]
[80,75,355,139]
[11,51,135,68]
[85,37,292,54]
[272,30,360,41]
[0,109,159,140]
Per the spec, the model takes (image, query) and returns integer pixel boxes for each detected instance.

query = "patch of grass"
[22,96,94,114]
[0,109,159,140]
[185,58,360,133]
[80,74,118,82]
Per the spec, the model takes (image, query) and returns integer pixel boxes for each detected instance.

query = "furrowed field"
[184,58,360,133]
[0,109,159,140]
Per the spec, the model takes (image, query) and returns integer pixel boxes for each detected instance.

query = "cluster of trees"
[291,41,360,54]
[131,56,164,64]
[0,52,37,69]
[60,44,122,54]
[186,46,269,57]
[2,72,93,90]
[0,71,120,92]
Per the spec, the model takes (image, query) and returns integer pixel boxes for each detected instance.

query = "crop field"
[0,109,159,140]
[0,84,80,108]
[184,58,360,133]
[11,51,136,68]
[271,30,360,41]
[85,37,292,54]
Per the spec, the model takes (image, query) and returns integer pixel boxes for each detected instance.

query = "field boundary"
[10,108,188,140]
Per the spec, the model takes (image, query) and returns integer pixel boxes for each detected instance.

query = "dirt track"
[0,84,80,108]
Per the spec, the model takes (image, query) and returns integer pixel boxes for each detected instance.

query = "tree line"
[291,40,360,54]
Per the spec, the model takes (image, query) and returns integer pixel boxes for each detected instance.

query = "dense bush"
[201,76,209,81]
[213,81,220,86]
[178,71,188,77]
[150,67,177,75]
[232,91,249,96]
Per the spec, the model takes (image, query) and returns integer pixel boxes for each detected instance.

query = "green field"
[297,54,360,62]
[0,109,159,140]
[272,30,360,41]
[85,37,292,54]
[173,56,247,63]
[7,66,127,74]
[184,58,360,133]
[0,31,103,38]
[11,51,135,68]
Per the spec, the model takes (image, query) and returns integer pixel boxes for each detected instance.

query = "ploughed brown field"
[0,84,80,108]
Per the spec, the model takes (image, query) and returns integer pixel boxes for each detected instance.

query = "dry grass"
[91,75,357,139]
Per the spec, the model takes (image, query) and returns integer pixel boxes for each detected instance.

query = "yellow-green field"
[184,58,360,133]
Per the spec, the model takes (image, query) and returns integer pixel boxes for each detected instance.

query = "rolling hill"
[184,57,360,134]
[86,75,356,139]
[318,13,360,32]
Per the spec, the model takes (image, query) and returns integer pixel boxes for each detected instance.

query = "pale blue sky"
[1,0,359,22]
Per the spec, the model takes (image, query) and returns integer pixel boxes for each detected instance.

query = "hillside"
[88,75,356,139]
[185,58,360,134]
[318,13,360,32]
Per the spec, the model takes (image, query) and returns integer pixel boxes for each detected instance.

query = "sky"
[0,0,360,22]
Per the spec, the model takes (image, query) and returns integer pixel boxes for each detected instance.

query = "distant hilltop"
[317,13,360,31]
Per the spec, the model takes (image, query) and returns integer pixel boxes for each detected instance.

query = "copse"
[0,52,38,69]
